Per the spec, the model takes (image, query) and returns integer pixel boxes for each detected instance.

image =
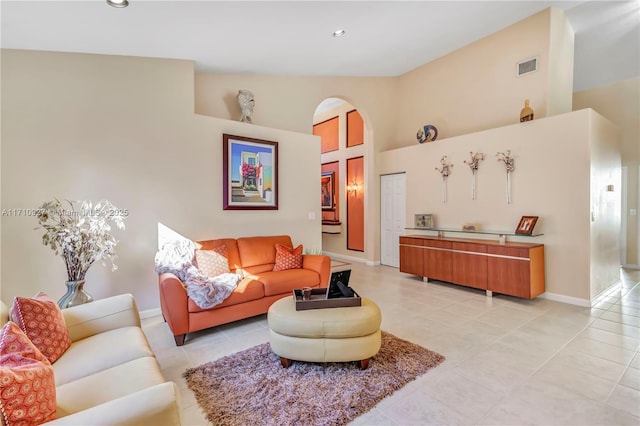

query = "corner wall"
[574,77,640,267]
[589,112,622,298]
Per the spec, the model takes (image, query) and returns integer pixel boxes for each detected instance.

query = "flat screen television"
[326,270,356,299]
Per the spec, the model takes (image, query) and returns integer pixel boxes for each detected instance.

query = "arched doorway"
[313,97,369,263]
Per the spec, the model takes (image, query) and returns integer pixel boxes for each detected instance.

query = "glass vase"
[58,280,94,309]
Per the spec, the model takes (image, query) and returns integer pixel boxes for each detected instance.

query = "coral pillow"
[194,246,230,277]
[273,244,303,271]
[0,322,57,425]
[11,292,71,364]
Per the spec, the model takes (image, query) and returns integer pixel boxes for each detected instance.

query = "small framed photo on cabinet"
[515,216,538,235]
[414,214,434,229]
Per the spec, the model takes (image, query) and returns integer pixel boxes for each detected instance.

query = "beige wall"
[574,77,640,266]
[393,8,558,149]
[379,109,619,304]
[1,49,322,311]
[547,7,575,116]
[589,112,622,298]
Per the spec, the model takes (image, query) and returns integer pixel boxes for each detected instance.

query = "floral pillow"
[0,321,57,425]
[194,246,230,277]
[11,292,71,364]
[273,244,303,271]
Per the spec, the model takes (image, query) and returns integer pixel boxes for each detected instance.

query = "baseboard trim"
[139,307,161,319]
[539,292,591,307]
[622,264,640,270]
[323,251,369,265]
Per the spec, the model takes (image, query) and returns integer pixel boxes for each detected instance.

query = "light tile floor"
[142,264,640,425]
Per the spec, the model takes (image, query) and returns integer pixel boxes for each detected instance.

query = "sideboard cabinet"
[399,235,545,299]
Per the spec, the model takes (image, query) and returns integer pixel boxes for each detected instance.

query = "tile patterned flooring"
[142,264,640,425]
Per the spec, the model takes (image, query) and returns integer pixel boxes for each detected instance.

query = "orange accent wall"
[346,110,364,147]
[346,156,364,251]
[314,116,339,154]
[321,161,339,222]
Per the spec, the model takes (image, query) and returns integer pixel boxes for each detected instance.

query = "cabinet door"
[399,237,423,276]
[452,242,487,289]
[424,240,452,282]
[487,246,531,298]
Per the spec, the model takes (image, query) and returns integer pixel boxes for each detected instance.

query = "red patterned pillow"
[194,246,230,277]
[12,292,71,364]
[273,244,303,271]
[0,322,57,425]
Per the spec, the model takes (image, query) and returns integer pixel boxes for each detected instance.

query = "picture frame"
[515,215,538,235]
[414,213,434,229]
[223,134,278,210]
[321,171,335,211]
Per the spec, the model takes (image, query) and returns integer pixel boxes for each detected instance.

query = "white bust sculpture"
[237,90,255,123]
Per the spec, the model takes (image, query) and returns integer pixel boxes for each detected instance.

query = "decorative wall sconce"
[464,151,485,200]
[347,180,359,195]
[435,155,453,203]
[496,150,515,204]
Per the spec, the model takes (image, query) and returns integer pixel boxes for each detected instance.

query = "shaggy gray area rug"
[183,331,445,426]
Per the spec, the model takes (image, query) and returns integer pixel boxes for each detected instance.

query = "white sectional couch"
[1,294,182,425]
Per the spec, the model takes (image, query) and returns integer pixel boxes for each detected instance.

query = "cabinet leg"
[486,290,493,297]
[423,277,430,283]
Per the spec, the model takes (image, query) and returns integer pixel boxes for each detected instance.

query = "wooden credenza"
[399,235,545,299]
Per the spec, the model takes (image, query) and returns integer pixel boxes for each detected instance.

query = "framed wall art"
[321,171,335,210]
[414,214,434,229]
[515,215,538,235]
[223,134,278,210]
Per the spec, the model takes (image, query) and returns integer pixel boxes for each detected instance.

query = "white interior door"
[381,173,406,267]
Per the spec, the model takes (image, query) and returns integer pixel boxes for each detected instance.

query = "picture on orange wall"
[223,134,278,210]
[321,171,335,211]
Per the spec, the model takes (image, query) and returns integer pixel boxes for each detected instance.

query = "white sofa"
[1,294,182,425]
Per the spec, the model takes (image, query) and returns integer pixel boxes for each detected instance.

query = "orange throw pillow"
[194,245,230,277]
[11,292,71,364]
[273,244,303,271]
[0,322,57,425]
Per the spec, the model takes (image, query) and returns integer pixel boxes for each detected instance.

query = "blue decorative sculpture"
[416,124,438,143]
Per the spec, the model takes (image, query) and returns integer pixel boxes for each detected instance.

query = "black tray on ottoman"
[292,288,361,311]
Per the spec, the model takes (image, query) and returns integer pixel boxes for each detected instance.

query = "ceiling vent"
[516,57,538,77]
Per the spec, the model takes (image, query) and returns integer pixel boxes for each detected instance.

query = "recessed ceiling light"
[332,30,346,37]
[106,0,129,8]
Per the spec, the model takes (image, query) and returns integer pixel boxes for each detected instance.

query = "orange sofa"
[158,235,331,346]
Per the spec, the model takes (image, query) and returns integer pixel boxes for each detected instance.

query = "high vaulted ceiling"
[1,1,638,92]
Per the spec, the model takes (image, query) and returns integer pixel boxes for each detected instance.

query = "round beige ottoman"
[267,296,382,369]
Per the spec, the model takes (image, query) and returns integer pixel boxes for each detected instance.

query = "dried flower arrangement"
[36,199,126,281]
[496,150,515,173]
[464,152,485,172]
[435,155,453,178]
